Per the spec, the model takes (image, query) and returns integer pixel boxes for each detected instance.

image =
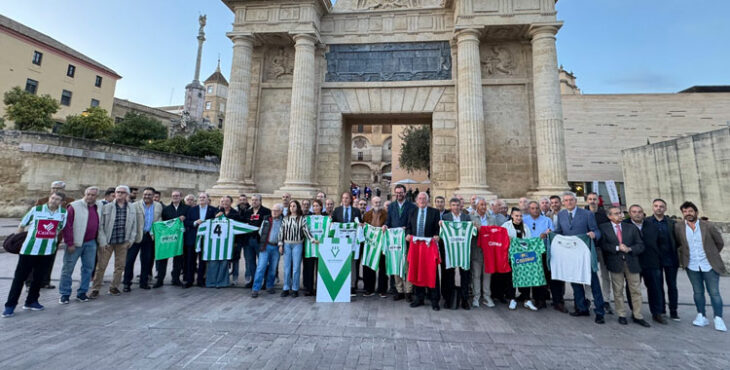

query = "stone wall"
[621,127,730,222]
[0,130,219,217]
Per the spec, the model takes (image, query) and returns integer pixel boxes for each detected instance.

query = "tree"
[185,129,223,158]
[0,118,5,130]
[398,125,430,174]
[3,87,60,131]
[108,112,167,147]
[144,136,189,155]
[59,107,114,139]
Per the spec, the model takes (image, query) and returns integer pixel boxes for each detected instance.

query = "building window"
[32,51,43,65]
[218,118,223,129]
[25,79,38,94]
[115,116,123,123]
[67,64,75,78]
[357,124,364,133]
[90,99,100,107]
[205,101,211,110]
[61,90,72,106]
[219,103,225,112]
[95,75,102,87]
[357,152,363,161]
[207,86,213,94]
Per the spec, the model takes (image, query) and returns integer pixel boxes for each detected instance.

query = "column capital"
[226,32,254,44]
[454,28,482,43]
[528,23,561,39]
[290,32,319,46]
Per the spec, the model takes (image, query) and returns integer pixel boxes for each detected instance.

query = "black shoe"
[410,300,424,308]
[197,282,205,288]
[393,293,405,301]
[291,291,298,298]
[280,290,290,297]
[461,300,471,310]
[267,288,276,295]
[140,285,151,290]
[182,283,192,289]
[171,281,182,287]
[304,291,315,297]
[670,312,680,322]
[351,288,357,297]
[153,281,163,289]
[653,314,668,325]
[405,293,413,303]
[244,282,253,289]
[251,291,259,298]
[443,302,452,310]
[633,318,651,328]
[618,317,628,325]
[43,284,56,289]
[570,310,590,317]
[432,304,440,311]
[595,315,605,324]
[553,303,568,313]
[363,291,375,297]
[603,302,614,315]
[536,300,547,309]
[123,285,131,293]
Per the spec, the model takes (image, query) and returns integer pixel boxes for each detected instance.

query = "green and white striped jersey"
[19,204,67,256]
[383,228,407,277]
[361,224,384,271]
[195,216,258,261]
[304,215,330,258]
[439,221,476,270]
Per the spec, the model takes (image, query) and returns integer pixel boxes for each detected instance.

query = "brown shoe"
[109,288,121,296]
[89,290,99,299]
[554,303,568,313]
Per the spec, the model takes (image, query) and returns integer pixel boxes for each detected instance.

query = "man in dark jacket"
[331,192,362,296]
[384,184,417,301]
[154,191,189,287]
[624,205,665,324]
[405,192,441,311]
[240,195,271,288]
[599,206,649,327]
[646,198,680,321]
[183,193,218,288]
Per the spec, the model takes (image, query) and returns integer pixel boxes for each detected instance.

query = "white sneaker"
[484,297,496,308]
[714,317,727,332]
[508,300,517,310]
[472,297,480,308]
[524,300,538,311]
[692,313,710,327]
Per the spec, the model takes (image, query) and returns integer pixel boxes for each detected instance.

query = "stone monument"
[183,15,207,123]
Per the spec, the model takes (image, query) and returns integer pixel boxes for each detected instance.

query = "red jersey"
[477,226,511,273]
[407,238,441,288]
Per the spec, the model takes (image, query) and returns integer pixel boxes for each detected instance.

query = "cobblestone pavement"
[0,252,728,369]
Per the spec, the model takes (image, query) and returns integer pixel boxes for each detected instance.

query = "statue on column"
[198,15,206,33]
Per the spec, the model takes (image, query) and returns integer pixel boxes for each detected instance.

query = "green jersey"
[439,221,476,270]
[304,215,330,258]
[361,224,384,271]
[151,218,185,260]
[196,216,258,261]
[509,237,547,288]
[19,204,67,256]
[383,228,406,277]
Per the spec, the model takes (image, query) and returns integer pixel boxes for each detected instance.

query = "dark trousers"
[491,272,512,300]
[183,244,196,284]
[441,266,470,307]
[662,266,679,315]
[25,249,56,287]
[123,233,153,287]
[243,238,259,282]
[571,271,606,316]
[363,255,388,294]
[352,243,363,290]
[642,268,664,315]
[6,254,54,308]
[517,285,548,301]
[302,257,317,293]
[155,255,184,284]
[414,272,440,306]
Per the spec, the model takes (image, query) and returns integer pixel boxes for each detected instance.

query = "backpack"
[2,232,27,254]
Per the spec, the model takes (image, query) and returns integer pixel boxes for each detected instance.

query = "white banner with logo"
[605,180,620,206]
[316,238,352,303]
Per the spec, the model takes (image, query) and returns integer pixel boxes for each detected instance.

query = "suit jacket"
[331,205,362,223]
[133,201,163,243]
[623,219,661,270]
[184,205,219,246]
[585,207,610,225]
[554,208,601,240]
[406,206,440,238]
[646,215,679,267]
[599,222,644,273]
[385,201,416,229]
[674,219,726,274]
[161,202,189,221]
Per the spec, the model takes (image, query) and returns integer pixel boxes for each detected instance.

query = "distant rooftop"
[679,86,730,93]
[0,14,121,79]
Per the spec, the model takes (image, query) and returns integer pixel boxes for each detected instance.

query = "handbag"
[2,232,27,254]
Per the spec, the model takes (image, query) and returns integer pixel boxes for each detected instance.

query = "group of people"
[2,182,726,334]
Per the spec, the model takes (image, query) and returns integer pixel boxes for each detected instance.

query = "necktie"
[398,204,403,217]
[568,211,573,223]
[417,209,425,237]
[346,207,350,222]
[615,224,623,244]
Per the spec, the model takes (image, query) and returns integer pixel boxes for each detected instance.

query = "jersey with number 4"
[196,216,258,261]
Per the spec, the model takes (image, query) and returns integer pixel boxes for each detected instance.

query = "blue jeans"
[571,271,605,316]
[686,269,723,318]
[253,244,279,292]
[59,240,97,296]
[283,243,303,292]
[206,260,230,288]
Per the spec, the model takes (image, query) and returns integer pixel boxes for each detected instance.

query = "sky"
[1,0,728,107]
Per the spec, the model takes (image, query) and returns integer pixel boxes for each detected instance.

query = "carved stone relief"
[480,43,525,78]
[264,47,294,81]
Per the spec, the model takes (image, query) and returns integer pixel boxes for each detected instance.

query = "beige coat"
[99,200,138,247]
[132,201,162,243]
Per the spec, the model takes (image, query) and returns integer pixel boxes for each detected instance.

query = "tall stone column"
[210,33,256,196]
[455,29,494,198]
[278,33,320,198]
[529,25,569,195]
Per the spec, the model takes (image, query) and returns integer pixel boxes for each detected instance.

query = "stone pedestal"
[209,33,256,198]
[454,29,494,199]
[277,33,320,199]
[529,24,569,197]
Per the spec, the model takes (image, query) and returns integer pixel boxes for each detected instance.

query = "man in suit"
[647,198,680,321]
[240,195,271,288]
[624,204,665,324]
[183,192,218,288]
[332,191,362,296]
[674,201,726,332]
[553,192,605,324]
[585,191,613,314]
[600,206,650,327]
[470,197,497,308]
[440,197,472,310]
[154,191,189,288]
[406,192,441,311]
[123,187,162,291]
[384,184,417,301]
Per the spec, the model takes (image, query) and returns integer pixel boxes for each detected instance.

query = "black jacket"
[623,219,661,270]
[405,206,441,238]
[184,205,218,246]
[385,201,416,228]
[161,203,189,221]
[331,205,362,223]
[599,222,645,274]
[646,215,679,267]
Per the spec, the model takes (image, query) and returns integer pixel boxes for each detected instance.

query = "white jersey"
[196,216,258,261]
[19,204,67,256]
[549,234,591,285]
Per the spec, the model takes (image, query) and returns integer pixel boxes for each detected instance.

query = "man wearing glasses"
[522,201,554,309]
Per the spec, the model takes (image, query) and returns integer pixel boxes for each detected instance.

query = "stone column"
[278,33,320,198]
[210,33,256,196]
[529,25,569,194]
[455,29,494,198]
